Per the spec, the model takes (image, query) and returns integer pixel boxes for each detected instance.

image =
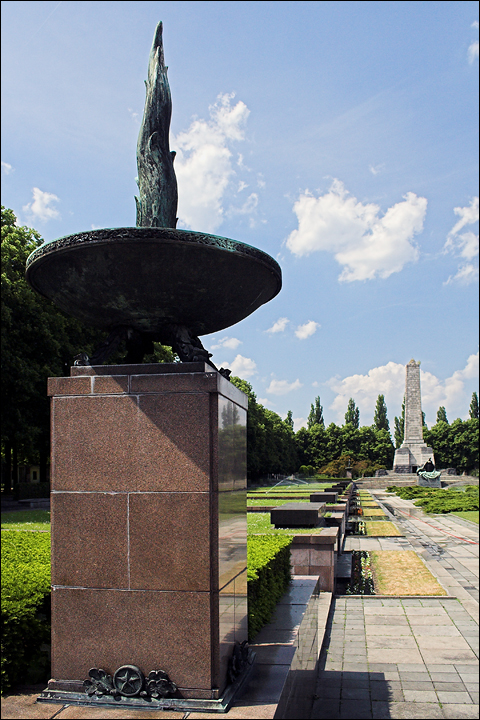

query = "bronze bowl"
[25,227,282,337]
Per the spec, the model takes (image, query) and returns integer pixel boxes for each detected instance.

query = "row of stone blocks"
[268,483,354,591]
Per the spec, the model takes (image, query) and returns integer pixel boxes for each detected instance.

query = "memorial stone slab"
[310,492,338,503]
[271,502,326,528]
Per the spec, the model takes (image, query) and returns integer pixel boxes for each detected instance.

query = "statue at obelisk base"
[393,359,436,475]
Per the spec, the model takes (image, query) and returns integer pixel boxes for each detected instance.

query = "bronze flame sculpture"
[26,23,281,373]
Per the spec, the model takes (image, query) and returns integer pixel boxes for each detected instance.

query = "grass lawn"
[248,483,331,494]
[370,550,447,595]
[247,497,310,506]
[365,521,403,537]
[360,508,385,516]
[1,510,51,532]
[247,512,324,535]
[450,510,479,524]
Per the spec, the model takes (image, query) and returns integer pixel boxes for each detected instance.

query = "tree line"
[1,207,479,487]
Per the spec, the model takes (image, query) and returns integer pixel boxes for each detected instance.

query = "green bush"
[1,531,51,694]
[247,535,292,640]
[13,483,50,501]
[387,485,479,514]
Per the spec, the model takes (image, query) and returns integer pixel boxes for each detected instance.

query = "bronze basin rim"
[25,227,282,337]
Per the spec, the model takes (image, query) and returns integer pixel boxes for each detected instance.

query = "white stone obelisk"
[393,359,435,473]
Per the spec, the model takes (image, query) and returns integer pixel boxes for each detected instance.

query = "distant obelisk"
[393,359,435,473]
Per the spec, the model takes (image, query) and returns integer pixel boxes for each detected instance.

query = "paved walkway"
[311,492,479,719]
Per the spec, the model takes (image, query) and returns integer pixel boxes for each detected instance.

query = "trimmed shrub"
[387,485,479,514]
[1,531,51,694]
[247,535,292,640]
[13,482,50,501]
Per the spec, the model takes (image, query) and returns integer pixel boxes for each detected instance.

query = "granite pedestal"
[41,363,249,711]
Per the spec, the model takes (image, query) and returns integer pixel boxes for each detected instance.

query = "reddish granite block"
[48,376,92,396]
[51,588,213,690]
[51,395,139,492]
[93,375,128,394]
[47,367,248,699]
[131,372,218,394]
[136,393,211,492]
[51,492,128,589]
[128,492,211,591]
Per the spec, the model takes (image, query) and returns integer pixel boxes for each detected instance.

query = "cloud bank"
[173,93,251,233]
[286,179,427,282]
[328,353,479,426]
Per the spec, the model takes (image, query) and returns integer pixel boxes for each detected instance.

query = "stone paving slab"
[311,488,478,720]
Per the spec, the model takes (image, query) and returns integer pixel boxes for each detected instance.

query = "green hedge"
[387,485,479,514]
[247,535,292,640]
[13,482,50,501]
[1,531,51,694]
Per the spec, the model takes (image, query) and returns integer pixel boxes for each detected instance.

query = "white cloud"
[22,187,60,222]
[286,180,426,282]
[227,192,258,217]
[258,397,276,408]
[266,378,303,395]
[221,354,257,379]
[444,263,479,285]
[172,93,250,233]
[210,336,242,350]
[469,21,479,62]
[328,361,406,425]
[1,161,13,175]
[266,317,289,334]
[293,417,307,432]
[295,320,320,340]
[443,197,479,285]
[369,163,385,176]
[328,353,480,426]
[468,40,479,63]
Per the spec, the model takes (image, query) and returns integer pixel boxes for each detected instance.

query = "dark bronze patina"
[25,22,281,370]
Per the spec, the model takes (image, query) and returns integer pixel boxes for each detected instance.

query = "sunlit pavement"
[311,492,479,719]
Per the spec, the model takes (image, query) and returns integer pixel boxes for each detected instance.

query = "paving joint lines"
[311,595,479,720]
[371,491,480,608]
[308,487,479,718]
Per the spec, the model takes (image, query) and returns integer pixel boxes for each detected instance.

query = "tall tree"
[436,406,448,424]
[394,397,405,448]
[373,394,389,431]
[307,396,324,429]
[230,376,297,480]
[285,410,294,430]
[1,206,175,490]
[344,398,359,429]
[1,207,107,488]
[470,391,479,419]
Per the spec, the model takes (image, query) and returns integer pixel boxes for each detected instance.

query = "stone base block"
[310,492,338,503]
[290,530,338,591]
[271,502,325,528]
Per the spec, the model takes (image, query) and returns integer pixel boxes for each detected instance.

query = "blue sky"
[2,1,478,431]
